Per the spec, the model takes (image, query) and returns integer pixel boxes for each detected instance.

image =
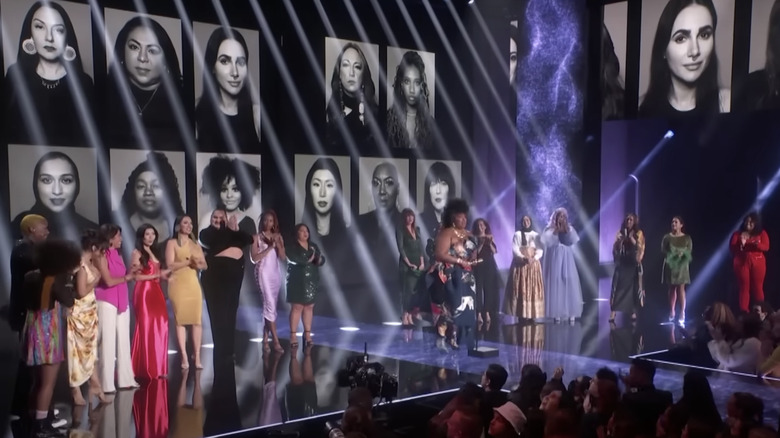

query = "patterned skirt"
[68,292,99,386]
[503,258,544,319]
[23,302,65,366]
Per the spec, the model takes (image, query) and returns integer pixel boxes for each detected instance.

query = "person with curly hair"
[117,151,185,243]
[431,198,477,351]
[325,42,378,149]
[198,154,261,236]
[387,51,434,149]
[21,238,80,435]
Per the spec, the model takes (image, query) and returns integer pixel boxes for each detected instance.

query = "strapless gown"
[131,260,169,380]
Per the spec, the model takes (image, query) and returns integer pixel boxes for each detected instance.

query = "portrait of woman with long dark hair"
[3,0,94,145]
[638,0,731,118]
[195,25,260,149]
[299,156,350,243]
[602,23,625,120]
[112,150,186,243]
[105,12,184,147]
[386,50,435,149]
[325,38,379,149]
[418,161,458,237]
[10,148,98,242]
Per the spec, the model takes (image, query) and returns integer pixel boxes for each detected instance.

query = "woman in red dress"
[130,224,170,379]
[730,212,770,313]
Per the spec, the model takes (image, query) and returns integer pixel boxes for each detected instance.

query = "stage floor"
[6,299,780,437]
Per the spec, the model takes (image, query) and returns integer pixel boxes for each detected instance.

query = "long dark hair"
[135,223,161,268]
[301,157,346,236]
[621,213,641,233]
[15,2,85,75]
[172,215,196,242]
[109,16,183,89]
[98,223,121,253]
[196,27,253,117]
[639,0,720,116]
[32,151,80,213]
[471,218,492,236]
[387,51,433,149]
[326,42,377,122]
[601,23,625,120]
[79,229,104,252]
[423,162,456,213]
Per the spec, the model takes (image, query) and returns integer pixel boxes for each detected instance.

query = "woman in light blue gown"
[541,208,583,322]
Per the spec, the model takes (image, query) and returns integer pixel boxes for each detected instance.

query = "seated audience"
[621,359,673,437]
[480,364,508,437]
[708,313,762,374]
[675,370,723,429]
[759,312,780,377]
[430,382,484,438]
[488,401,526,438]
[726,392,764,438]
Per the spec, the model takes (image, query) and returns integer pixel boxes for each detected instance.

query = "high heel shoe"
[303,331,314,347]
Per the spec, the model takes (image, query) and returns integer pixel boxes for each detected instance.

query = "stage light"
[294,332,314,337]
[383,321,403,326]
[202,344,215,349]
[167,350,178,355]
[340,327,360,332]
[249,338,263,343]
[664,130,674,139]
[468,0,475,4]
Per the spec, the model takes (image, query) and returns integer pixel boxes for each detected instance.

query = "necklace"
[41,78,60,89]
[135,87,158,116]
[452,228,467,240]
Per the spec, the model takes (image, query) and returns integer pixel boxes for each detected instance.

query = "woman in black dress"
[195,27,260,149]
[472,218,499,324]
[285,224,325,348]
[11,151,97,242]
[4,1,94,145]
[610,213,645,322]
[105,16,184,147]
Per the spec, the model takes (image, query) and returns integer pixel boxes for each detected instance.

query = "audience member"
[481,364,508,437]
[708,313,763,374]
[675,371,723,429]
[488,401,526,438]
[621,359,673,436]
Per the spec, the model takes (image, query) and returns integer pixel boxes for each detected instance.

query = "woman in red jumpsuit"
[730,212,769,313]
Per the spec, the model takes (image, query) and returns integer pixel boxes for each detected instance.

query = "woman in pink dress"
[130,224,170,380]
[251,210,286,352]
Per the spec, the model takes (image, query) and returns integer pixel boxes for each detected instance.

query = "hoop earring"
[22,38,36,55]
[63,46,76,62]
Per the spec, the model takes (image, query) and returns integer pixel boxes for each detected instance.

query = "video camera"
[336,343,398,402]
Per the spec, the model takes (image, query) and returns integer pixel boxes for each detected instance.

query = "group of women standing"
[608,211,770,324]
[504,208,584,324]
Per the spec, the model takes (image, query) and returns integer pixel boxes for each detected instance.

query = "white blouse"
[512,230,543,260]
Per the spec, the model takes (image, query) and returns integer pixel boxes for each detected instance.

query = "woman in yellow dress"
[68,229,106,405]
[166,216,208,370]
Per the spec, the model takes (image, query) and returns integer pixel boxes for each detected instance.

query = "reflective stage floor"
[6,298,780,437]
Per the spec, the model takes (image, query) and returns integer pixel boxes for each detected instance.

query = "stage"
[6,298,780,437]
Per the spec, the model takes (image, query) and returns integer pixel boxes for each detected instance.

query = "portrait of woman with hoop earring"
[3,1,95,146]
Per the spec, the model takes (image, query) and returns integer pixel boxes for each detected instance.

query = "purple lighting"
[516,0,585,224]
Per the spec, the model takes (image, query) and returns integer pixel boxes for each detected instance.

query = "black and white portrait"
[386,47,436,149]
[510,21,519,88]
[103,9,185,147]
[602,2,627,120]
[196,153,261,235]
[638,0,734,117]
[1,0,95,146]
[193,23,261,149]
[110,149,186,243]
[356,157,410,231]
[416,159,461,237]
[738,0,780,110]
[8,144,98,241]
[294,154,351,241]
[324,37,380,149]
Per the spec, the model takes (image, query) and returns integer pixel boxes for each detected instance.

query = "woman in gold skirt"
[166,216,208,369]
[68,230,106,405]
[504,215,545,322]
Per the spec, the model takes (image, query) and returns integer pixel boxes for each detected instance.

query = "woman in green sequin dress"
[662,216,692,324]
[286,224,325,347]
[396,209,425,326]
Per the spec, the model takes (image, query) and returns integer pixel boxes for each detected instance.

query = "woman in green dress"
[396,209,425,326]
[662,216,692,324]
[286,224,325,348]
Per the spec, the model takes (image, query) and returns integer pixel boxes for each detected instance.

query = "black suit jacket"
[622,385,674,435]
